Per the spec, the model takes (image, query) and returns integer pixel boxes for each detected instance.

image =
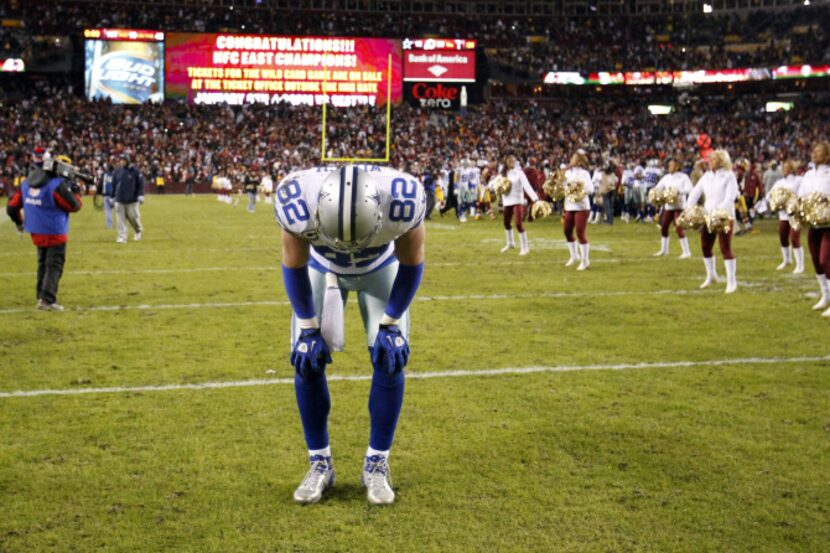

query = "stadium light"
[703,3,713,13]
[803,0,810,5]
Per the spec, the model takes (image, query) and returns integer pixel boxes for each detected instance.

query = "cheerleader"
[494,155,543,256]
[652,158,693,258]
[765,160,804,273]
[686,150,740,293]
[562,151,596,270]
[798,143,830,315]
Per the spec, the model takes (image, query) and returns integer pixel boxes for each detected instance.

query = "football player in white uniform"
[643,159,663,223]
[461,160,481,219]
[276,165,426,505]
[652,158,693,258]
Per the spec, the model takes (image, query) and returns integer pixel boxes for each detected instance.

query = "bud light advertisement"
[85,36,164,104]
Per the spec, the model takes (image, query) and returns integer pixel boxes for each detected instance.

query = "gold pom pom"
[767,187,796,213]
[662,187,679,206]
[565,180,586,203]
[705,208,733,234]
[531,200,552,219]
[542,170,566,201]
[677,205,706,230]
[491,176,511,197]
[798,192,830,227]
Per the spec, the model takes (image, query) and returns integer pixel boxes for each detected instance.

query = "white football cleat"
[653,250,667,257]
[293,455,335,504]
[519,248,529,256]
[776,260,788,270]
[725,282,737,294]
[699,276,715,289]
[822,306,830,318]
[679,252,691,259]
[812,297,830,311]
[792,265,804,275]
[134,232,142,241]
[576,260,590,271]
[500,244,514,253]
[565,257,579,267]
[362,455,395,505]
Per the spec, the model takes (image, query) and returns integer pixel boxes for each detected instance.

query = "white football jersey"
[460,167,480,191]
[643,166,663,188]
[275,165,426,275]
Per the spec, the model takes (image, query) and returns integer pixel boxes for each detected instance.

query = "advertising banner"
[165,33,402,106]
[84,29,165,104]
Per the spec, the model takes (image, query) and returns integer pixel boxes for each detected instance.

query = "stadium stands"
[0,0,828,195]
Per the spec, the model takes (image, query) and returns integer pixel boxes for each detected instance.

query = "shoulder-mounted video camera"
[43,157,94,184]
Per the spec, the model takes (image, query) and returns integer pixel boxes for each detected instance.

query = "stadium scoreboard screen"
[84,29,165,104]
[402,37,476,109]
[165,33,402,106]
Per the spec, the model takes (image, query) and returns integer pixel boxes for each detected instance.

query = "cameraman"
[6,153,83,311]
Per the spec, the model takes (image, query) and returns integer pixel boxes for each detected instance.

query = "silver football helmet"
[316,166,382,253]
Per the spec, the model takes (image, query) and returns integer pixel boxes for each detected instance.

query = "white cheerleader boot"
[725,258,737,294]
[812,275,830,310]
[654,236,669,257]
[565,241,579,267]
[776,247,791,270]
[700,257,717,289]
[792,247,805,274]
[577,243,590,271]
[679,237,691,259]
[519,232,530,256]
[500,229,515,253]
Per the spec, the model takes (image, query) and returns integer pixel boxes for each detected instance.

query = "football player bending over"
[277,165,426,505]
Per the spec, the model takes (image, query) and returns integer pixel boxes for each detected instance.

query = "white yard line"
[0,266,275,277]
[0,283,813,315]
[0,253,784,276]
[1,354,827,399]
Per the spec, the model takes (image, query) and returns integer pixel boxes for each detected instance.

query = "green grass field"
[1,195,828,552]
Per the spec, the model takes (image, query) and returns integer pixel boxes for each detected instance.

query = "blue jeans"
[603,191,615,224]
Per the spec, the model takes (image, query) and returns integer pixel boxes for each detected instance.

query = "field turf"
[1,195,828,552]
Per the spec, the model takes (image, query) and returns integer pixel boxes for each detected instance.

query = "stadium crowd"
[490,8,830,76]
[2,2,829,74]
[1,80,828,199]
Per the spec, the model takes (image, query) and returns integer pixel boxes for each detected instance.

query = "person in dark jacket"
[112,156,144,243]
[6,152,83,311]
[243,171,258,212]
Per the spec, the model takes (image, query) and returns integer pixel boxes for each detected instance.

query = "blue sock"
[294,372,331,450]
[368,351,405,451]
